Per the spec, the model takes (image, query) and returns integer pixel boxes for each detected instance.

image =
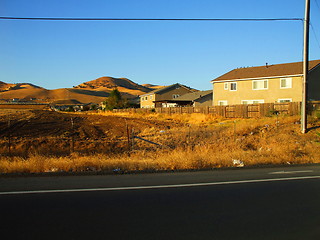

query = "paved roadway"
[0,165,320,240]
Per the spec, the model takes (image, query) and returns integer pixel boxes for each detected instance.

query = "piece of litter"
[232,159,245,167]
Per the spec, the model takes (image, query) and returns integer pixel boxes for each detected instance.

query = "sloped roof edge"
[211,60,320,83]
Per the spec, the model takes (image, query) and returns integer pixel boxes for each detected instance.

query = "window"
[252,100,264,104]
[278,98,292,103]
[230,82,237,91]
[280,78,292,88]
[150,95,153,100]
[172,94,180,99]
[242,100,265,104]
[252,80,268,90]
[145,96,148,101]
[224,83,228,90]
[218,100,228,106]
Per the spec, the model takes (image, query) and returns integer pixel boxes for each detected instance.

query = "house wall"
[140,85,193,108]
[308,66,320,101]
[194,94,213,107]
[140,94,155,108]
[213,76,303,105]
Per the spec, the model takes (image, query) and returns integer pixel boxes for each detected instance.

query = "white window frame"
[241,99,265,104]
[150,95,153,100]
[252,100,265,104]
[218,100,228,106]
[280,78,292,89]
[230,82,237,91]
[224,83,228,90]
[278,98,292,103]
[252,80,268,90]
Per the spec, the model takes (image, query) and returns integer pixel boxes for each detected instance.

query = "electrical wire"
[314,0,320,12]
[310,22,320,49]
[0,16,304,22]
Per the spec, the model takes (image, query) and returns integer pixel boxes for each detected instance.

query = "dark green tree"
[103,88,128,110]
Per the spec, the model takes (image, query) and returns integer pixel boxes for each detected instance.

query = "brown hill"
[142,84,164,90]
[75,76,152,93]
[0,77,161,104]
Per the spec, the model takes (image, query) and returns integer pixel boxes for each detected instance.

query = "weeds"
[0,113,319,174]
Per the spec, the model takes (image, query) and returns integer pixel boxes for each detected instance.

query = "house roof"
[173,90,212,102]
[140,83,196,97]
[211,60,320,82]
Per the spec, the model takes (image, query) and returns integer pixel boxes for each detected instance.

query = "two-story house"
[140,83,196,108]
[211,60,320,106]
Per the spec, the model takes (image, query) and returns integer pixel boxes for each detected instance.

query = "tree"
[103,88,128,111]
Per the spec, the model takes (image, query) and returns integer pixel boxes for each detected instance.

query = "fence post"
[125,119,131,153]
[7,118,11,158]
[70,117,75,154]
[131,128,135,151]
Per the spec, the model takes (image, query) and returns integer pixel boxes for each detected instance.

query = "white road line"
[1,175,320,196]
[268,170,314,175]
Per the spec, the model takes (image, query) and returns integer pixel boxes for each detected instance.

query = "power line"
[310,22,320,49]
[0,16,304,22]
[314,0,320,12]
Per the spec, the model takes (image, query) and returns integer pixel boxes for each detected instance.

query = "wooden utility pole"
[302,0,310,133]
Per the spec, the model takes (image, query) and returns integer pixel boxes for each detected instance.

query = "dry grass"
[1,112,320,174]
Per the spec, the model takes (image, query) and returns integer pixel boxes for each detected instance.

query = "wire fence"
[1,101,320,158]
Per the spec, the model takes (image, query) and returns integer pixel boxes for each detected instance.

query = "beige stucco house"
[140,83,196,108]
[211,60,320,106]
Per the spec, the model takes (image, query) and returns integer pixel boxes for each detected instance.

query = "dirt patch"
[0,110,176,138]
[0,110,180,157]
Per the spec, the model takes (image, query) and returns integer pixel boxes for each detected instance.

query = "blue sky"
[1,0,320,90]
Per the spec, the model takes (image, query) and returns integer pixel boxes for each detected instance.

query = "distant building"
[140,83,197,108]
[161,90,213,107]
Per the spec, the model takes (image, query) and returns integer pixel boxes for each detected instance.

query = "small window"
[230,82,237,91]
[252,80,268,90]
[172,94,180,99]
[150,95,153,100]
[242,100,264,104]
[218,100,228,106]
[278,98,292,103]
[145,96,148,101]
[252,100,264,104]
[224,83,228,90]
[280,78,292,89]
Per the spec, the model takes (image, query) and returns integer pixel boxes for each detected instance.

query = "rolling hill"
[0,77,161,104]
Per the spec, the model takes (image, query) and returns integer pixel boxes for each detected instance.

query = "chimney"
[266,62,268,68]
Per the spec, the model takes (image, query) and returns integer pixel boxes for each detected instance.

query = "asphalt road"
[1,165,320,240]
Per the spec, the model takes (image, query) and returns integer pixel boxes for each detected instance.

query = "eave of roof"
[173,90,212,101]
[211,60,320,83]
[139,83,196,97]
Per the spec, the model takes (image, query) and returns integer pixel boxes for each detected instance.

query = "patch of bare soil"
[0,110,179,156]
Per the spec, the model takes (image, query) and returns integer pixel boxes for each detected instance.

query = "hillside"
[0,77,161,104]
[75,76,152,93]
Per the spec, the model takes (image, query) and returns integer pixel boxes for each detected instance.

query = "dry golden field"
[0,109,320,174]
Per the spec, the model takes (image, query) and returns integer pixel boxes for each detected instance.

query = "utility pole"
[302,0,310,133]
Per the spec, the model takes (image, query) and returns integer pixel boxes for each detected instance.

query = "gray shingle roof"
[174,90,212,101]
